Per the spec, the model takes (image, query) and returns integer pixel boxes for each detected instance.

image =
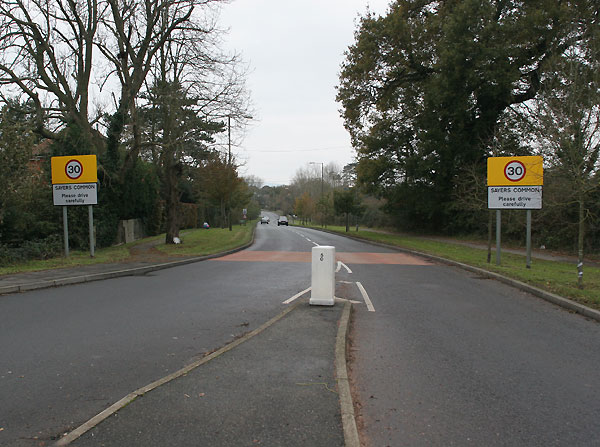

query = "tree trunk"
[228,205,232,231]
[164,163,180,244]
[345,212,349,232]
[220,199,226,229]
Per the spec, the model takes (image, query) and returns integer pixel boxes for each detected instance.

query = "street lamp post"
[310,162,324,226]
[309,162,324,197]
[227,116,232,231]
[217,113,252,231]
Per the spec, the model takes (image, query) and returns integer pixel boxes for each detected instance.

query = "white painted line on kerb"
[283,287,311,304]
[356,282,375,312]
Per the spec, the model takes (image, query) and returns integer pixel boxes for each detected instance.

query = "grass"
[0,221,255,276]
[157,222,255,256]
[296,223,600,311]
[0,244,131,275]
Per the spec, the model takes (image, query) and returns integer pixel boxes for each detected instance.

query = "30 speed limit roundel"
[51,155,97,184]
[65,159,83,180]
[487,156,542,186]
[504,160,526,182]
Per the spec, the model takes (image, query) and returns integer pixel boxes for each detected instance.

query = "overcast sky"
[219,0,392,186]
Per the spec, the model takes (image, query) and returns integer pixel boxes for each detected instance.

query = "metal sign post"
[496,210,501,266]
[63,206,69,257]
[526,209,532,269]
[88,205,95,257]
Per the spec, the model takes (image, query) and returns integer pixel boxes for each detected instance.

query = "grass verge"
[297,224,600,311]
[0,245,131,275]
[157,222,255,256]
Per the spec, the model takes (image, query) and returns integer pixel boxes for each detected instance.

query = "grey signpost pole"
[526,209,532,268]
[63,205,69,257]
[88,205,95,257]
[495,209,501,265]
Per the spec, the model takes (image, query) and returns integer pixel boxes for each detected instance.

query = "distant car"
[277,216,288,226]
[260,216,270,224]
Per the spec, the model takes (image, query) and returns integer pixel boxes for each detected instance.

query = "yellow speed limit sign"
[51,155,97,184]
[487,156,543,186]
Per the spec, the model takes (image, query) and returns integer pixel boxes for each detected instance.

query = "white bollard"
[310,246,335,306]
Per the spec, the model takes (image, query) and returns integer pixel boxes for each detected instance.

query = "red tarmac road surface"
[216,250,432,265]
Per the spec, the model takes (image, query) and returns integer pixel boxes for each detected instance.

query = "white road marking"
[356,281,375,312]
[339,261,352,274]
[305,237,320,246]
[283,287,311,304]
[291,229,320,246]
[335,297,362,304]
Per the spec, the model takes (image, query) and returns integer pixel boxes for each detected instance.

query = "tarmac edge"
[336,301,360,447]
[54,300,301,446]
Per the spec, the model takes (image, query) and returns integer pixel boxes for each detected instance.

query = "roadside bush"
[0,234,63,266]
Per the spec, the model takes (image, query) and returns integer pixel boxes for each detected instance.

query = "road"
[1,212,599,446]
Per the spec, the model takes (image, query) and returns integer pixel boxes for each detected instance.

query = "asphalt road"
[2,212,599,446]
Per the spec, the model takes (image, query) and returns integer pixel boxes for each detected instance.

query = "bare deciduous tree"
[533,40,600,287]
[0,0,105,147]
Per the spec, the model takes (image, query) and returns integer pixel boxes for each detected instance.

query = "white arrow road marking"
[336,261,352,274]
[356,281,375,312]
[283,287,311,304]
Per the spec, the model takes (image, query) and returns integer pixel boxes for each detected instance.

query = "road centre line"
[292,230,320,246]
[356,281,375,312]
[283,287,311,304]
[305,237,320,246]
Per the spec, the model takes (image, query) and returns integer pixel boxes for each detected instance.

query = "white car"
[260,216,270,224]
